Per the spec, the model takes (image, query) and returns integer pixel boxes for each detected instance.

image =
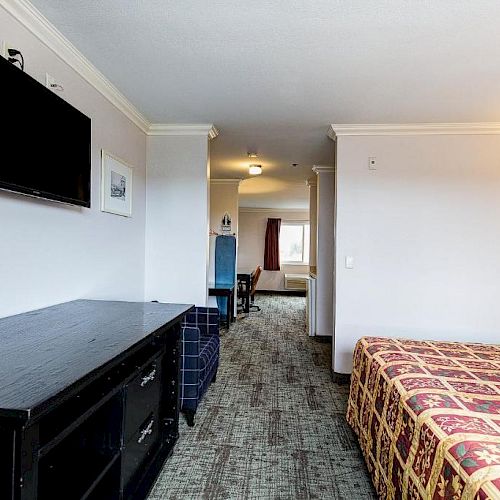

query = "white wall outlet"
[345,256,354,269]
[368,157,377,170]
[45,73,63,92]
[46,73,56,89]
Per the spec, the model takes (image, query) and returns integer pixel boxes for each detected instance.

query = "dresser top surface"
[0,300,192,419]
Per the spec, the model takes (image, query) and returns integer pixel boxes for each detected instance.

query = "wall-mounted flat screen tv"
[0,56,91,207]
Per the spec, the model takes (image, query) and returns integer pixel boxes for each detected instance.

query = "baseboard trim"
[331,370,351,385]
[313,336,332,344]
[256,290,306,297]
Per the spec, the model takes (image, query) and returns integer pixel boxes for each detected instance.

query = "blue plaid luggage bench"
[180,307,220,426]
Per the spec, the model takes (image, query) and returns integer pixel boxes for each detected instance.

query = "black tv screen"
[0,57,91,207]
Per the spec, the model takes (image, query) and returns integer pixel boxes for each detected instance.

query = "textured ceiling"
[29,0,500,208]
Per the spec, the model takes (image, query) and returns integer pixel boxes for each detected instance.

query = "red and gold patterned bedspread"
[347,337,500,500]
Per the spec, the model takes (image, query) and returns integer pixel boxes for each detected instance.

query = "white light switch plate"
[368,157,377,170]
[345,256,354,269]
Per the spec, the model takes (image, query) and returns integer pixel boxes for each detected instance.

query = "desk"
[237,270,255,314]
[208,283,235,328]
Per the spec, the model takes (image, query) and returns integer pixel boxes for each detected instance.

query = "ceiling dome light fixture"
[249,164,262,175]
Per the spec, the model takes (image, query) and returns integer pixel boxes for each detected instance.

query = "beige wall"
[0,7,147,318]
[210,181,240,236]
[334,134,500,373]
[208,180,240,308]
[238,208,309,291]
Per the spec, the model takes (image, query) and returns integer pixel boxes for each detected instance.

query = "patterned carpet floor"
[149,294,376,499]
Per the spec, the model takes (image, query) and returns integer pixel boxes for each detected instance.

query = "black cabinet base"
[0,300,191,500]
[126,435,177,500]
[183,410,196,427]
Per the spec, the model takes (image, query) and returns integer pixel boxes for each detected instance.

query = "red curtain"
[264,218,281,271]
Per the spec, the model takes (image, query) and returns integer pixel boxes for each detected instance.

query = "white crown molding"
[1,1,223,138]
[210,178,242,185]
[327,125,337,140]
[239,207,309,213]
[1,0,150,133]
[312,165,335,174]
[329,123,500,137]
[148,124,219,139]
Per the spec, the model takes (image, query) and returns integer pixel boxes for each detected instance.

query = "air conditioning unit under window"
[284,274,308,291]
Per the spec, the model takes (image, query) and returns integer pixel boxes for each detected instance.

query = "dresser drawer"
[124,354,162,441]
[122,411,159,491]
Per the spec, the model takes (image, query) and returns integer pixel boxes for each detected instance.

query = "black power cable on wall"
[7,48,24,71]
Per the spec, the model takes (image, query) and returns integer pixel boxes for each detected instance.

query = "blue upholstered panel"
[183,307,219,337]
[199,335,220,398]
[215,235,236,319]
[180,326,200,411]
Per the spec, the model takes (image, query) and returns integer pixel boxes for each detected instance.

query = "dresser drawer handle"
[140,368,156,387]
[137,419,154,444]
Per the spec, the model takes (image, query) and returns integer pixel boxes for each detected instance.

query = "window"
[279,222,310,264]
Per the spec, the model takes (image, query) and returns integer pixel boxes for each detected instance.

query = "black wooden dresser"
[0,300,192,500]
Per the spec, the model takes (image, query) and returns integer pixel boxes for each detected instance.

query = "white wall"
[0,7,147,318]
[308,179,318,270]
[315,167,335,337]
[238,208,309,291]
[145,135,210,306]
[334,134,500,373]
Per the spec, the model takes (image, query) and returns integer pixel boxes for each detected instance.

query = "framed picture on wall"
[101,150,133,217]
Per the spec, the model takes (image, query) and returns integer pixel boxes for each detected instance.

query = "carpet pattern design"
[149,294,376,499]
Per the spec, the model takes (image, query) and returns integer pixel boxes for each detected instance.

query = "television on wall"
[0,56,91,207]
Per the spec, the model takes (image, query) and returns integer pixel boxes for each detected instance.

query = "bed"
[347,337,500,499]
